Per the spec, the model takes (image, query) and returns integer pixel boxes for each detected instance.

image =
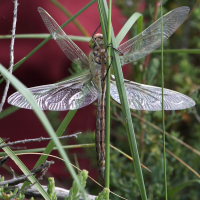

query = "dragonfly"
[8,6,195,180]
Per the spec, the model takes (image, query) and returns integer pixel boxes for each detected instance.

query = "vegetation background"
[0,0,199,199]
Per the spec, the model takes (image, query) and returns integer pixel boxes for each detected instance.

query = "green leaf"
[95,188,109,200]
[68,170,88,200]
[168,180,200,197]
[116,12,143,46]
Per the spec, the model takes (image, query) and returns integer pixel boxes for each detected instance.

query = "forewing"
[118,6,190,66]
[8,72,98,111]
[110,75,195,111]
[38,7,89,69]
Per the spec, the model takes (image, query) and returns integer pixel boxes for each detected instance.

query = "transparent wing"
[8,72,99,111]
[118,6,190,66]
[110,75,195,111]
[38,7,90,69]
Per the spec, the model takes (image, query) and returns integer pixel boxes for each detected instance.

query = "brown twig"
[186,0,200,20]
[0,132,81,149]
[49,0,90,37]
[0,0,18,112]
[0,161,54,186]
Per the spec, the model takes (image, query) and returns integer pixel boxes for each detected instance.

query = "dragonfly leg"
[106,43,124,56]
[102,56,113,82]
[102,42,124,82]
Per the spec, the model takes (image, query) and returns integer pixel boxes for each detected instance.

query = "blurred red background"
[0,0,134,184]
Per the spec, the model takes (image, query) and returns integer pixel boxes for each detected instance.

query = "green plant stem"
[153,49,200,54]
[0,34,91,41]
[34,110,77,167]
[98,1,147,199]
[0,106,19,119]
[49,0,90,37]
[0,0,96,85]
[105,0,111,197]
[116,12,143,46]
[161,5,168,200]
[0,144,95,157]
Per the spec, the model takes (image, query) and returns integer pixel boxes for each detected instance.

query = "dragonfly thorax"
[88,33,107,92]
[89,47,107,92]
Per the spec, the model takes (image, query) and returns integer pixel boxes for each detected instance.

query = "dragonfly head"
[89,33,104,49]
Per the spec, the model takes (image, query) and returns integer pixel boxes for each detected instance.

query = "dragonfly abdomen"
[95,92,106,180]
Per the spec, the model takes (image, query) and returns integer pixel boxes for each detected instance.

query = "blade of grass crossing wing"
[98,1,147,199]
[160,5,168,200]
[111,37,147,200]
[0,64,88,200]
[34,110,77,167]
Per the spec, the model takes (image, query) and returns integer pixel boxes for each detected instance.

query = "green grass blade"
[97,1,147,199]
[0,138,51,200]
[34,110,77,167]
[49,0,90,37]
[104,0,112,196]
[111,35,148,200]
[116,12,143,46]
[0,34,91,42]
[168,180,200,197]
[0,64,88,200]
[153,49,200,54]
[160,5,168,200]
[0,106,19,119]
[0,144,95,157]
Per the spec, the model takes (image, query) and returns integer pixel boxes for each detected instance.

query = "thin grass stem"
[160,4,168,200]
[0,34,91,42]
[105,0,111,197]
[49,0,90,37]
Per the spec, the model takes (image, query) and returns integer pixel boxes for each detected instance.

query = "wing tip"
[38,7,44,13]
[187,98,196,109]
[173,6,190,16]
